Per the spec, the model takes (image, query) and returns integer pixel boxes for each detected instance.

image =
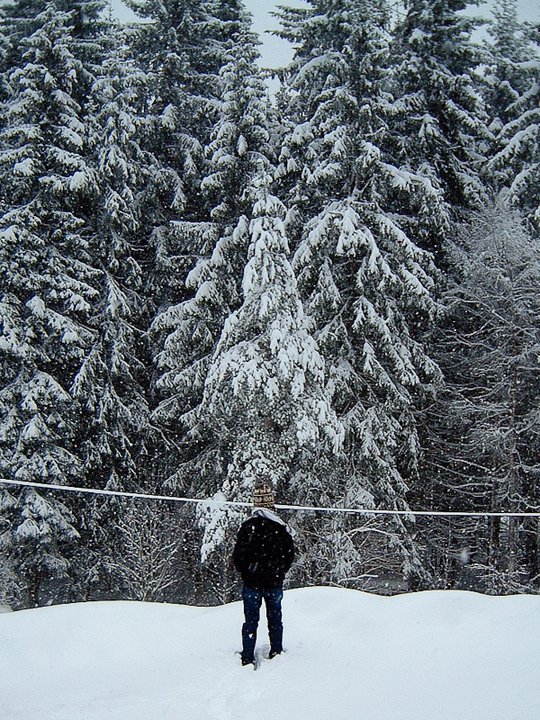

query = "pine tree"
[145,1,276,598]
[0,6,100,605]
[59,35,159,598]
[390,0,491,256]
[275,0,442,586]
[123,0,230,219]
[485,1,540,230]
[0,0,107,81]
[77,39,154,495]
[485,0,530,125]
[195,172,343,599]
[201,20,273,224]
[151,5,273,492]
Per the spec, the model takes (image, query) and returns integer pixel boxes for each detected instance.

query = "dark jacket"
[233,514,295,590]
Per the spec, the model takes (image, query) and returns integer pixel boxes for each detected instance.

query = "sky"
[112,0,538,69]
[248,0,539,67]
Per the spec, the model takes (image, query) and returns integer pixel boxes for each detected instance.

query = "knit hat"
[253,480,275,509]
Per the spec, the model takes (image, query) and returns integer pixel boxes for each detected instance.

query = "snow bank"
[0,587,539,720]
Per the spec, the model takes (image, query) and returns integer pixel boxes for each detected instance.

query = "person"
[232,479,295,666]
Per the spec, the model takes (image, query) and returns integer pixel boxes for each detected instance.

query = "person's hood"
[252,507,296,537]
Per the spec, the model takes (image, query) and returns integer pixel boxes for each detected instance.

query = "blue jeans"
[241,586,283,663]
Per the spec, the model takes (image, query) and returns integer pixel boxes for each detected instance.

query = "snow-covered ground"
[1,587,539,720]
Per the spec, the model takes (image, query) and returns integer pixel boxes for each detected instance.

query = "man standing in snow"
[232,479,295,667]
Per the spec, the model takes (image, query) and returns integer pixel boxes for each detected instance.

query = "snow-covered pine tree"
[65,35,159,600]
[275,0,442,588]
[150,10,278,598]
[128,0,262,398]
[423,199,540,593]
[0,0,107,87]
[485,1,540,231]
[119,0,218,330]
[389,0,491,258]
[150,216,255,603]
[123,0,233,221]
[81,37,154,497]
[0,5,101,606]
[201,17,273,224]
[195,171,343,600]
[153,13,272,420]
[485,0,530,127]
[150,6,271,479]
[125,0,276,308]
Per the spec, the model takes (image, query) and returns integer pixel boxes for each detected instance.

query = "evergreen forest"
[0,0,539,609]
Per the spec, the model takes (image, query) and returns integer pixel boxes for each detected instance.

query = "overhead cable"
[1,478,540,518]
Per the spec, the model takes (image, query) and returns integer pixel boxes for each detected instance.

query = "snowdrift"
[0,587,539,720]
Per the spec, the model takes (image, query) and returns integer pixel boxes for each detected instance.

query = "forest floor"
[0,586,538,720]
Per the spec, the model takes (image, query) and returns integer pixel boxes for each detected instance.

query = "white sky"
[112,0,539,69]
[247,0,539,67]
